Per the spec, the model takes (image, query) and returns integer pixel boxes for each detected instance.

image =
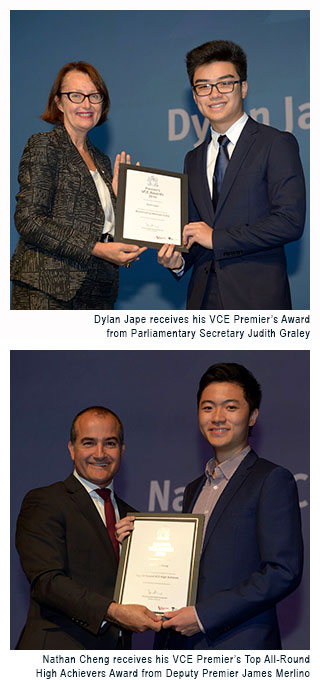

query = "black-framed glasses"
[58,91,104,104]
[193,79,243,97]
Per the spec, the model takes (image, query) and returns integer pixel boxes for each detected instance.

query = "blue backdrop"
[10,10,309,309]
[11,350,309,649]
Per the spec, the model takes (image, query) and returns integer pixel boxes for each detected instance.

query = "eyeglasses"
[193,79,243,97]
[58,91,104,104]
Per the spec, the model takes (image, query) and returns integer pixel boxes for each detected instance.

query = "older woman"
[11,61,146,309]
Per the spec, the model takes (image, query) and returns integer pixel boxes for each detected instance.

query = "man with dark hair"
[158,40,306,309]
[155,363,303,649]
[196,361,261,413]
[15,406,161,649]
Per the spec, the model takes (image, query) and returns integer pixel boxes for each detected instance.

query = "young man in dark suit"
[119,363,304,649]
[158,363,303,649]
[15,406,161,649]
[158,40,306,309]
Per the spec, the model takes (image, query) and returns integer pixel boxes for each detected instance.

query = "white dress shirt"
[173,113,248,274]
[90,169,115,238]
[73,468,120,525]
[206,112,248,197]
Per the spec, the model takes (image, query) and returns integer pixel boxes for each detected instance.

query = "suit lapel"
[57,125,113,215]
[184,475,206,512]
[87,139,117,212]
[57,125,87,174]
[115,495,132,519]
[188,118,259,224]
[214,117,259,218]
[189,136,214,226]
[201,450,258,553]
[63,474,118,566]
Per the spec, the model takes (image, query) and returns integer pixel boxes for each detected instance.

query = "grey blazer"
[11,124,118,302]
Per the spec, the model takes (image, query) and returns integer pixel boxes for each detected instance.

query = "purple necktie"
[213,135,230,210]
[95,488,119,560]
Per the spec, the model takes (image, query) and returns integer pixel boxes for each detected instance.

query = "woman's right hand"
[92,241,147,266]
[112,151,140,197]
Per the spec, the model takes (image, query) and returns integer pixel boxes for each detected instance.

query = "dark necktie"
[212,135,230,210]
[95,488,119,560]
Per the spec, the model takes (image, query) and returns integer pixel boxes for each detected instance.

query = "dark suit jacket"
[11,124,118,303]
[159,451,303,650]
[15,474,135,649]
[180,117,306,309]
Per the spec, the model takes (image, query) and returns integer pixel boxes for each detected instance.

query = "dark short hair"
[70,406,124,446]
[197,363,261,414]
[186,40,247,86]
[41,61,110,126]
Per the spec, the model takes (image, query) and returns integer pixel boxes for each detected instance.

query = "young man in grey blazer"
[119,363,303,649]
[159,363,303,648]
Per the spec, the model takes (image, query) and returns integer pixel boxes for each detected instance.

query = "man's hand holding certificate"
[114,513,204,618]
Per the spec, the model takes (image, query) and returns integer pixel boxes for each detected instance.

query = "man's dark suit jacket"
[179,117,306,309]
[11,124,118,303]
[159,450,303,650]
[15,474,135,649]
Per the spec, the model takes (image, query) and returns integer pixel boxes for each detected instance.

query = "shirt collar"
[73,468,114,495]
[210,112,248,148]
[205,444,251,481]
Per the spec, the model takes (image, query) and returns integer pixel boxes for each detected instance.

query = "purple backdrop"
[11,350,309,649]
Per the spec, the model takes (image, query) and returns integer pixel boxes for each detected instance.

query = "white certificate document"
[114,514,204,613]
[115,165,188,251]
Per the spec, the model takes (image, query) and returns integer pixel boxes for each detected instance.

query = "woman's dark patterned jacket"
[11,124,118,302]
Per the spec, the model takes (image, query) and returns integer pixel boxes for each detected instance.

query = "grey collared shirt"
[193,445,251,538]
[192,445,251,632]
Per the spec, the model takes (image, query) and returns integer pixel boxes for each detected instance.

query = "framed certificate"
[115,165,188,251]
[113,513,204,613]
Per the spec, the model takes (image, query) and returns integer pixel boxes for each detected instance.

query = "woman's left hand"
[112,151,140,196]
